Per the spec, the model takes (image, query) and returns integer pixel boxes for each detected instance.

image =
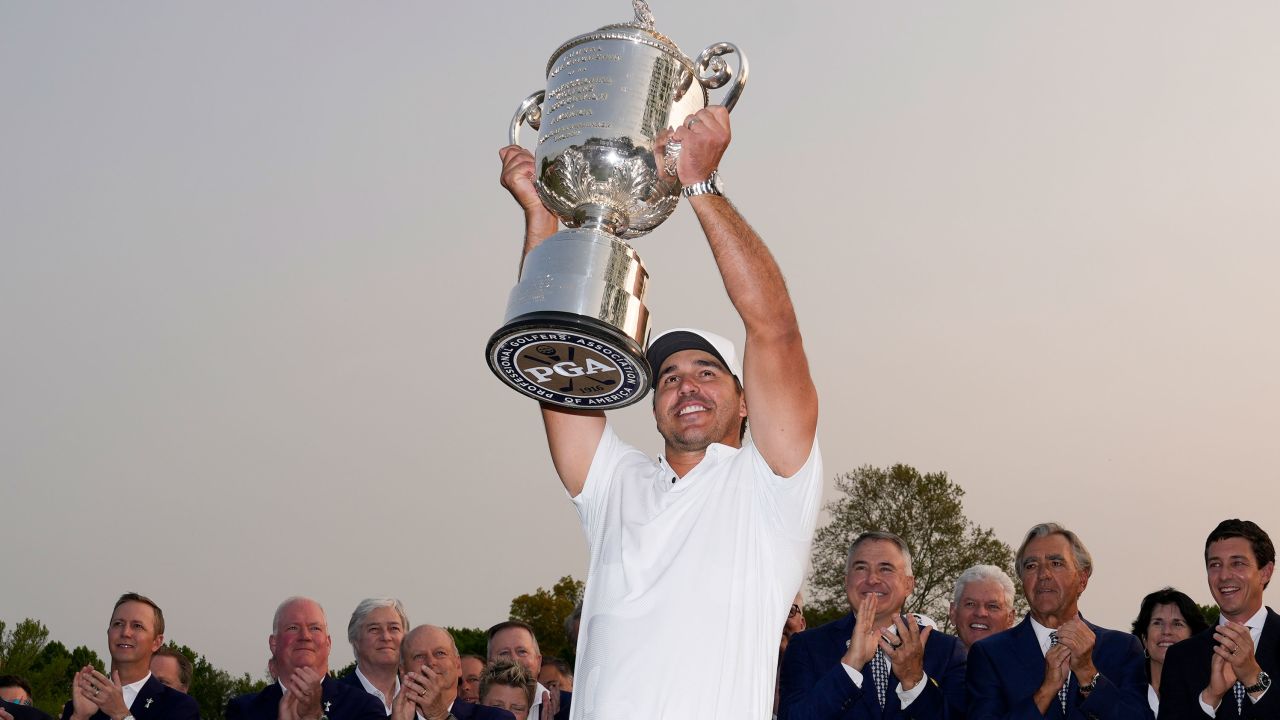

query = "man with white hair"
[339,599,409,715]
[499,104,822,720]
[226,597,384,720]
[948,565,1017,648]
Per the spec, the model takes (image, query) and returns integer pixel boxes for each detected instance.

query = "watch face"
[710,171,725,194]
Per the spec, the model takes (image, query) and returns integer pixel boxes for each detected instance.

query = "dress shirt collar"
[1029,615,1070,656]
[1218,605,1267,647]
[355,665,400,714]
[122,672,152,710]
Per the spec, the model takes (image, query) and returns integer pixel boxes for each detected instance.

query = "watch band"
[1244,670,1271,694]
[681,170,723,198]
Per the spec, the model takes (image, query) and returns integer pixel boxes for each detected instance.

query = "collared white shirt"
[529,681,550,720]
[838,617,938,709]
[121,672,152,710]
[1029,616,1060,656]
[1198,606,1270,716]
[355,665,401,715]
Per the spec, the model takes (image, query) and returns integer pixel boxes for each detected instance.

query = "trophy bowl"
[487,3,747,410]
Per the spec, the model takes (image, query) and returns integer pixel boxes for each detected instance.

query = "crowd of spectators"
[2,517,1272,720]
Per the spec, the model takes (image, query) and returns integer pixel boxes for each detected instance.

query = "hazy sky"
[3,2,1277,678]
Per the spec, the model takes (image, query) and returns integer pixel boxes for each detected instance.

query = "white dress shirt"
[1198,606,1270,717]
[121,672,152,710]
[355,665,401,715]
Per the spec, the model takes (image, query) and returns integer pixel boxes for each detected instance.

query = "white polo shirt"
[569,423,823,719]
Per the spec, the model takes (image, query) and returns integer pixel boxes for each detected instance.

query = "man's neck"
[358,663,399,696]
[665,447,706,478]
[279,663,328,682]
[665,438,742,478]
[872,610,903,630]
[1222,603,1264,625]
[110,660,150,686]
[1031,607,1079,629]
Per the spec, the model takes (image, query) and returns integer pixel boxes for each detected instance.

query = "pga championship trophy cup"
[486,0,747,410]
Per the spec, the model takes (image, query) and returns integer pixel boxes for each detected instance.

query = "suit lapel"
[1011,618,1046,685]
[131,676,160,718]
[1259,607,1280,670]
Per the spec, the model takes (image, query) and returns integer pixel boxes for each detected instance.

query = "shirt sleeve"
[840,662,864,688]
[896,673,929,708]
[749,436,823,542]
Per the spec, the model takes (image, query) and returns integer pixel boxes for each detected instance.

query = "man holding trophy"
[498,97,823,719]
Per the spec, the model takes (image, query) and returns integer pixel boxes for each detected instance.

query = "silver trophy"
[487,0,747,409]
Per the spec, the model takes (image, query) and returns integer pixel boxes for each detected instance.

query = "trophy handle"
[509,90,546,146]
[695,42,748,112]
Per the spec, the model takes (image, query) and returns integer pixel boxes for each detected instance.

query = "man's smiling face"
[845,539,915,623]
[1207,536,1274,622]
[949,578,1014,646]
[107,601,163,665]
[652,349,745,453]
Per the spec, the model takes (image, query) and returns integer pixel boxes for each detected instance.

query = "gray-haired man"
[339,599,410,715]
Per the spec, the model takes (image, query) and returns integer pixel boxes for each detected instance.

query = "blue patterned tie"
[1234,680,1245,715]
[871,646,889,708]
[1049,631,1067,715]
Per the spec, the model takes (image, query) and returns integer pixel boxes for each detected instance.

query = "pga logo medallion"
[489,328,648,409]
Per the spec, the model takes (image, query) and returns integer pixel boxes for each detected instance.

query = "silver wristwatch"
[1244,670,1271,694]
[681,170,724,198]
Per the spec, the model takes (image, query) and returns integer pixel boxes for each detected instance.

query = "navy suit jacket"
[966,615,1150,720]
[334,670,515,720]
[59,675,199,720]
[10,704,54,720]
[226,676,385,720]
[1158,607,1280,720]
[779,612,967,719]
[452,699,516,720]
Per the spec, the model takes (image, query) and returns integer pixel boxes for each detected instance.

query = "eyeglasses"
[4,698,34,707]
[788,604,803,618]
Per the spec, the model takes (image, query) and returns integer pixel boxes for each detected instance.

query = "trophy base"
[487,312,651,410]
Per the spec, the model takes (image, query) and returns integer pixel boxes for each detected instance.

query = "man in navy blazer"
[779,531,967,719]
[338,598,411,715]
[226,597,384,720]
[966,523,1149,719]
[398,625,513,720]
[1159,519,1277,719]
[60,592,200,720]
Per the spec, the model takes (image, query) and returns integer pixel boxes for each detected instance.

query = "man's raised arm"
[673,107,818,477]
[498,145,605,497]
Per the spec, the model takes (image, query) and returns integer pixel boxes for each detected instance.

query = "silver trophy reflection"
[486,0,747,409]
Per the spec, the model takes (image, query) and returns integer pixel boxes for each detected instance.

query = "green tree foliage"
[0,619,103,716]
[330,660,357,678]
[164,642,269,720]
[1198,603,1221,626]
[508,576,584,664]
[808,464,1020,633]
[447,627,489,659]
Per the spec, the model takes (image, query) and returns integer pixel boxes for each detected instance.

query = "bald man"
[398,625,513,720]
